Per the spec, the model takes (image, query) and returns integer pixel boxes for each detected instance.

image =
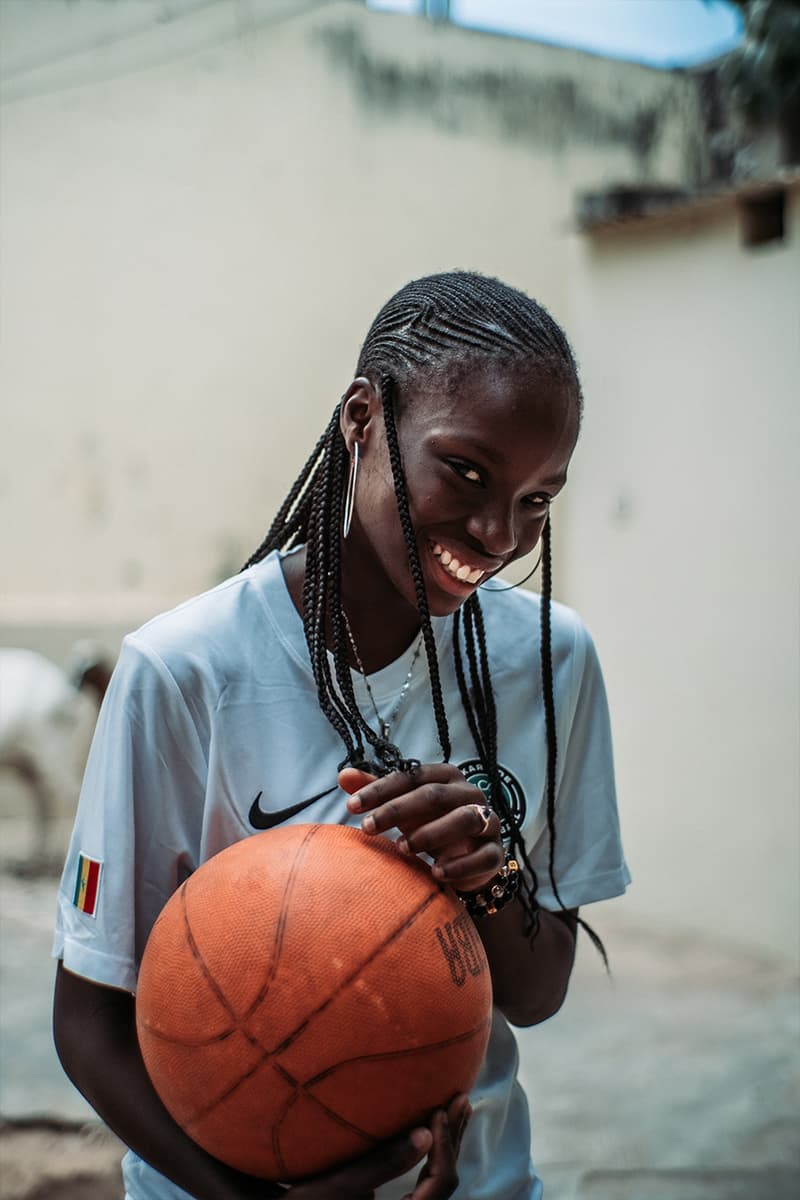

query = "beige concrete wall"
[2,0,706,633]
[564,191,800,964]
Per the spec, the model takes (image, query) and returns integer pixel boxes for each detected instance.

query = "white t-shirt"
[54,550,629,1200]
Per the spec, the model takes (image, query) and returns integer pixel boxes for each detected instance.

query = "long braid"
[452,608,485,760]
[540,518,559,899]
[381,376,451,765]
[242,424,329,568]
[325,454,410,773]
[452,594,542,935]
[540,520,609,966]
[243,406,416,775]
[302,426,362,764]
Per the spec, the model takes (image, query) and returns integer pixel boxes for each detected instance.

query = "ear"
[339,377,381,455]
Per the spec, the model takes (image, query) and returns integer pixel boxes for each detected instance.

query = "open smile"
[430,541,499,588]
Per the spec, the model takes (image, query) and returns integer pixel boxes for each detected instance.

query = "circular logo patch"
[458,759,527,843]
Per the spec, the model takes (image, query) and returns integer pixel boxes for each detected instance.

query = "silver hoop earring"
[342,443,360,539]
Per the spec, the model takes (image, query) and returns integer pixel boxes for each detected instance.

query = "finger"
[354,782,481,838]
[374,784,486,840]
[406,1110,459,1200]
[338,767,377,796]
[446,1094,473,1158]
[402,804,502,858]
[346,764,464,815]
[431,841,504,888]
[445,1093,470,1126]
[314,1127,432,1196]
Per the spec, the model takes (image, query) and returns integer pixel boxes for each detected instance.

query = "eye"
[447,459,483,486]
[523,494,552,515]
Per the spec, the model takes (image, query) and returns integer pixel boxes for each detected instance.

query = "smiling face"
[340,360,580,638]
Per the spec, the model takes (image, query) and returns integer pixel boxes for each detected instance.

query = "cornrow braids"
[356,271,582,414]
[245,270,606,956]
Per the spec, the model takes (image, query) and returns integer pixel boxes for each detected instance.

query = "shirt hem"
[535,864,631,912]
[53,932,137,994]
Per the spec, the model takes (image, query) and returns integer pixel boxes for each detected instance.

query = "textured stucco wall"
[2,0,707,628]
[564,190,800,963]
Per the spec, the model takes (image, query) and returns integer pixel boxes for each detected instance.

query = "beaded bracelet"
[457,853,521,919]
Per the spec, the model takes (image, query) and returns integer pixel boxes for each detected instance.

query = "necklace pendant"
[378,718,390,740]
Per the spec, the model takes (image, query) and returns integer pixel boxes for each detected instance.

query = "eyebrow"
[448,437,568,488]
[452,437,504,465]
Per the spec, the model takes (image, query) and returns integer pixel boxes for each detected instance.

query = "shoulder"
[477,582,594,678]
[115,554,287,703]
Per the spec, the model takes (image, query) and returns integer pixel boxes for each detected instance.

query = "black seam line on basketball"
[136,1023,236,1048]
[178,885,261,1047]
[301,1017,493,1088]
[270,886,443,1057]
[172,826,321,1062]
[272,1083,299,1181]
[180,826,332,1124]
[272,1062,378,1147]
[240,824,320,1026]
[248,784,338,830]
[182,884,444,1123]
[184,1046,293,1127]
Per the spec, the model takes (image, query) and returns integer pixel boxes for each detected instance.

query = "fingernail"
[346,796,362,812]
[361,814,376,834]
[410,1128,431,1151]
[432,864,445,879]
[397,836,409,854]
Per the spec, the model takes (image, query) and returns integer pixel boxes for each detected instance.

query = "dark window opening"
[740,190,786,247]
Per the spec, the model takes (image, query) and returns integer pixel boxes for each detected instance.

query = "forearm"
[53,964,275,1200]
[477,902,577,1027]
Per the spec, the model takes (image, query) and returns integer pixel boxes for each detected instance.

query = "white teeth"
[432,542,483,584]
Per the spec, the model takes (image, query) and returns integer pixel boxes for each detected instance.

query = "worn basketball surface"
[135,822,493,1180]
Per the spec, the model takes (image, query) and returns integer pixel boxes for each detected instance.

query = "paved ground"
[1,808,798,1200]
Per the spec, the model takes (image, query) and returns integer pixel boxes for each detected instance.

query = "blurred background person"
[0,644,112,870]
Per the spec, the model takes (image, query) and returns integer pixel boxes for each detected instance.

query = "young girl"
[53,271,629,1200]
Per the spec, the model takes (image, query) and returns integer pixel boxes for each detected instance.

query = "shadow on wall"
[317,23,665,165]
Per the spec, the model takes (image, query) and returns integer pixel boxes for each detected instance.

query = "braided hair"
[244,271,605,957]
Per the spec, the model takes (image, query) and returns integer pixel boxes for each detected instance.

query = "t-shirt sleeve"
[52,634,208,993]
[528,618,630,912]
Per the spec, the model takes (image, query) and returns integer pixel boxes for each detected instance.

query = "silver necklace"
[342,612,424,741]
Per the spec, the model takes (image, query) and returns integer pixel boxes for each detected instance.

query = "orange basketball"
[135,823,492,1181]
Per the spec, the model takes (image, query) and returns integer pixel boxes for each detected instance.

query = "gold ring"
[471,803,493,837]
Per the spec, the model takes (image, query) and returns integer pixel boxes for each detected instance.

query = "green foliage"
[722,1,800,129]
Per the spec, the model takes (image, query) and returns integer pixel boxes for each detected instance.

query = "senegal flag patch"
[73,853,102,917]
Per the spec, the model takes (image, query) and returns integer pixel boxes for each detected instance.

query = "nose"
[465,500,517,559]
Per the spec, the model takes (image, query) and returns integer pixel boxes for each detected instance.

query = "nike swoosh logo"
[248,784,338,830]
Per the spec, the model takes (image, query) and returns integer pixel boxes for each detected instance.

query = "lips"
[431,542,487,586]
